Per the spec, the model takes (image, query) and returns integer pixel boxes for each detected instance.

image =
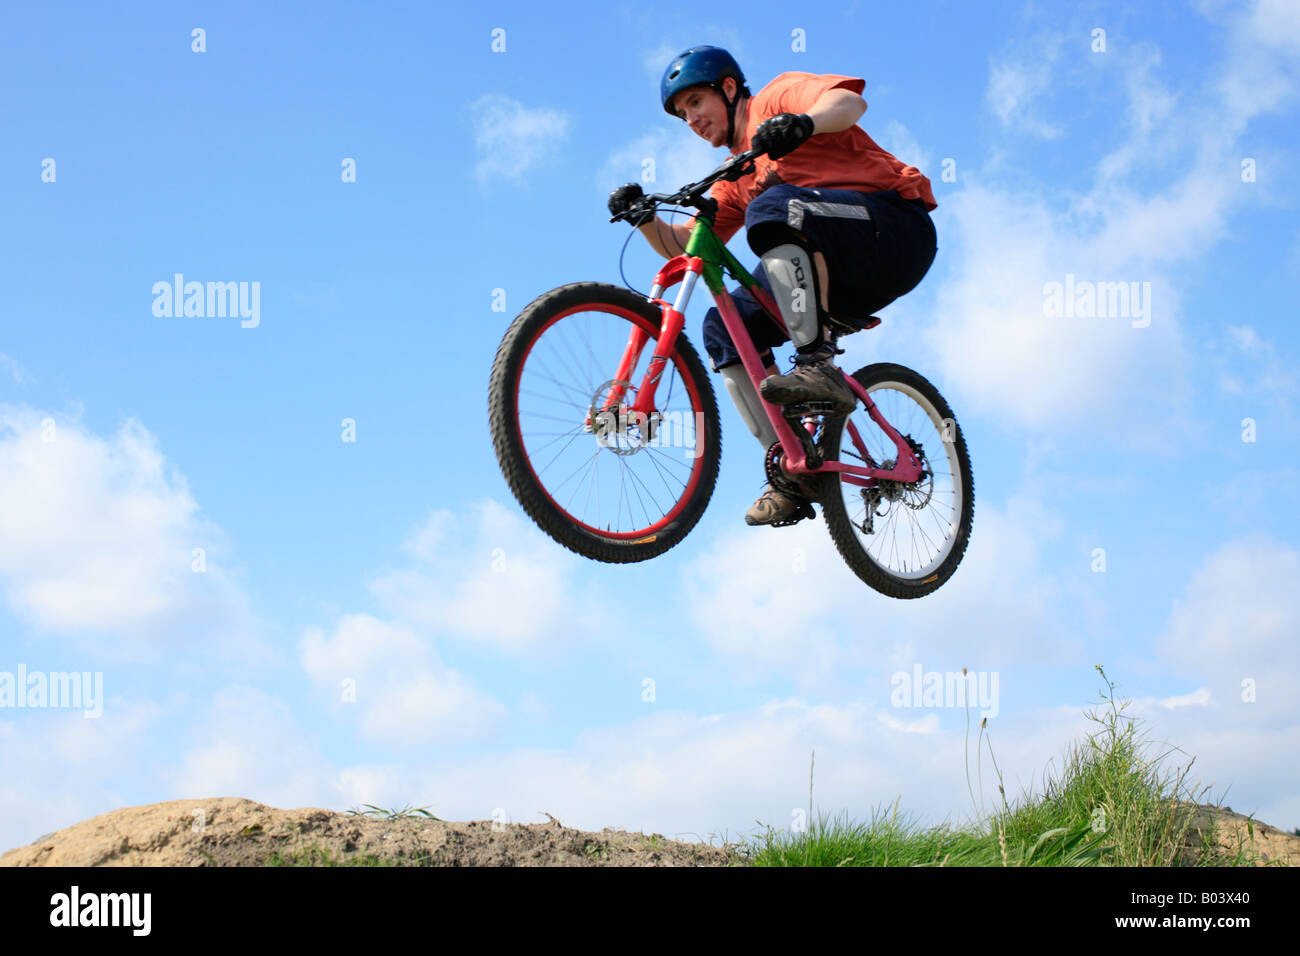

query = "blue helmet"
[660,46,748,146]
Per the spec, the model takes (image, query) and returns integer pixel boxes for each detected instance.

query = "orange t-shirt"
[693,72,937,244]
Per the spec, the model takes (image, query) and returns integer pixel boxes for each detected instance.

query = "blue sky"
[1,0,1297,851]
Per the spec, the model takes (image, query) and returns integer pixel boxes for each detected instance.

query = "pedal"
[783,401,838,416]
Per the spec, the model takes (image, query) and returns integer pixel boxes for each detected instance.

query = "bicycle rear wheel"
[819,362,974,598]
[488,281,722,563]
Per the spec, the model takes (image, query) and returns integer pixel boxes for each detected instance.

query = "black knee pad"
[747,221,813,259]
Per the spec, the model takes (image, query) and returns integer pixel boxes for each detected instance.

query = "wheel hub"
[855,434,933,532]
[584,380,660,455]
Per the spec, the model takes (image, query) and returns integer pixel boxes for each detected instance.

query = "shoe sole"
[758,381,856,414]
[746,499,817,527]
[745,489,819,526]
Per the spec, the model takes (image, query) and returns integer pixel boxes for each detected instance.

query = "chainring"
[761,442,818,527]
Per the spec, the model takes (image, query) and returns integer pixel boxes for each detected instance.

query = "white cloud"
[985,36,1065,140]
[518,690,552,723]
[597,127,722,209]
[299,614,507,747]
[0,354,33,386]
[682,492,1079,691]
[643,40,684,79]
[470,94,571,188]
[367,499,605,653]
[878,120,931,178]
[1157,535,1300,724]
[170,686,335,807]
[1218,0,1300,119]
[928,8,1300,439]
[922,182,1192,436]
[1092,43,1184,188]
[1220,324,1298,407]
[0,697,164,853]
[0,406,264,662]
[1160,688,1212,709]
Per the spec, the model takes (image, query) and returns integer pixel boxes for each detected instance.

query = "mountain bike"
[487,148,973,598]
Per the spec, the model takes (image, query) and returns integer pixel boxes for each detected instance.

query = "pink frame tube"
[711,286,922,483]
[600,255,923,485]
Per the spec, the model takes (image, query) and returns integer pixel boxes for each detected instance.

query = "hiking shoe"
[758,346,856,414]
[744,479,819,527]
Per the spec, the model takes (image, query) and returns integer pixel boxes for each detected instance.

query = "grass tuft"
[741,666,1253,867]
[344,803,441,821]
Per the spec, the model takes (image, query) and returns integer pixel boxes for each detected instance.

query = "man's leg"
[700,273,784,451]
[812,249,831,314]
[751,238,856,413]
[721,363,778,449]
[700,270,820,527]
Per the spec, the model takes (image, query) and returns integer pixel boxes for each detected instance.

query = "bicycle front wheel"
[819,363,974,598]
[488,282,722,563]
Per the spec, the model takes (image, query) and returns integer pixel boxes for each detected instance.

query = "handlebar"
[609,147,763,225]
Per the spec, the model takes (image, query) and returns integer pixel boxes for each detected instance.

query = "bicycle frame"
[596,214,923,487]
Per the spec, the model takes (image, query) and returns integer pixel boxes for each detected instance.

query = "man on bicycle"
[609,45,938,527]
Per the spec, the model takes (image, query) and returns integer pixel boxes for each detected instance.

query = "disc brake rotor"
[855,434,932,533]
[584,380,660,456]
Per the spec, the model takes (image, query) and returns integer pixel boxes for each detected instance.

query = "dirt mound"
[0,798,749,867]
[1176,801,1300,866]
[4,797,1295,867]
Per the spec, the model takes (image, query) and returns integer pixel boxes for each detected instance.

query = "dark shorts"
[701,184,938,371]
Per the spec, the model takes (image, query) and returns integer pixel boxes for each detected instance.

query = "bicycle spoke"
[618,452,656,529]
[519,409,587,427]
[620,450,669,518]
[524,354,593,406]
[642,445,681,501]
[536,430,587,479]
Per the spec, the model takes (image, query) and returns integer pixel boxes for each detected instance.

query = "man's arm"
[638,218,691,259]
[804,88,867,134]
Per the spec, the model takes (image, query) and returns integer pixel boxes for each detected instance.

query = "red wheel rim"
[512,302,709,539]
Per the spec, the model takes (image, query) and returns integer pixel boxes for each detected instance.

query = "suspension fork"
[590,257,701,418]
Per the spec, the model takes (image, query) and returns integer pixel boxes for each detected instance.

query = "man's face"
[671,80,733,148]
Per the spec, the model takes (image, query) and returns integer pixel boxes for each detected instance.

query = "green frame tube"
[683,214,757,296]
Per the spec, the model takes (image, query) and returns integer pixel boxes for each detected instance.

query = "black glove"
[751,113,816,160]
[608,183,655,227]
